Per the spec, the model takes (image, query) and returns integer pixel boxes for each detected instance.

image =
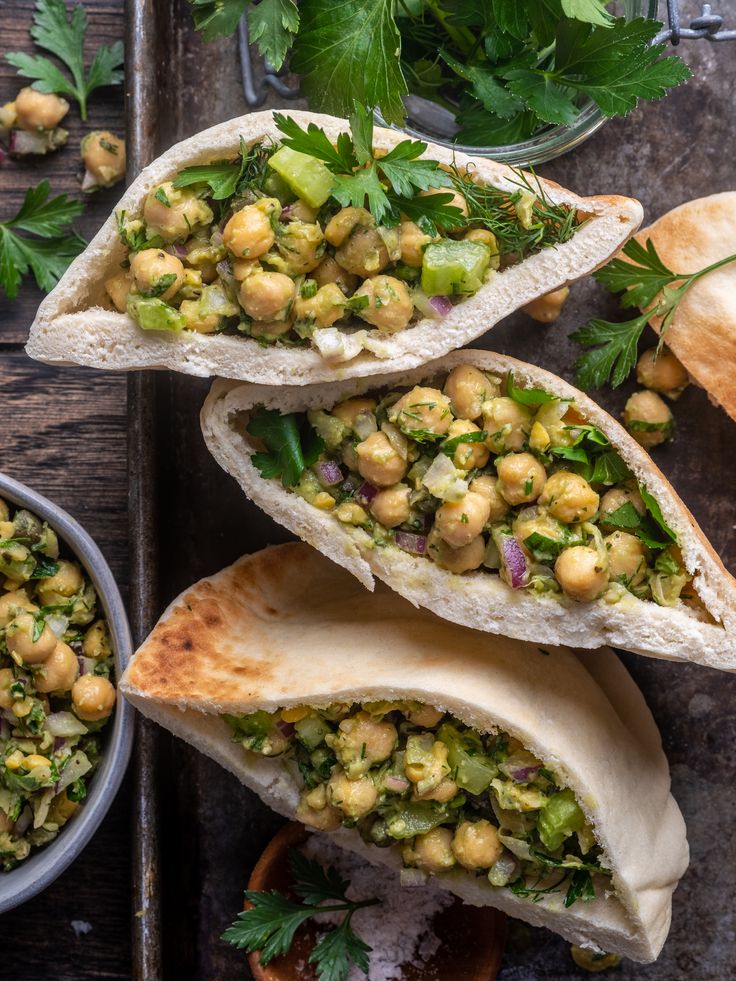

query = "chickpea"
[570,947,622,972]
[71,673,116,720]
[370,484,411,528]
[427,529,486,574]
[144,183,213,242]
[289,199,318,223]
[332,398,377,429]
[36,642,79,694]
[407,704,444,727]
[523,286,570,324]
[539,471,599,524]
[275,221,325,275]
[405,738,450,791]
[496,453,547,506]
[15,87,69,130]
[5,613,56,665]
[623,390,673,449]
[482,397,532,454]
[464,228,500,268]
[399,221,434,267]
[0,668,15,710]
[452,820,503,871]
[470,475,509,522]
[636,347,688,398]
[238,271,296,321]
[356,431,408,487]
[328,770,378,819]
[434,492,491,549]
[417,778,459,803]
[179,299,220,334]
[0,589,38,628]
[293,283,346,328]
[554,546,608,602]
[390,386,452,438]
[324,207,373,247]
[222,201,277,259]
[296,786,342,832]
[0,103,17,130]
[445,419,490,470]
[336,226,390,278]
[83,619,111,660]
[327,710,397,778]
[130,249,184,302]
[403,827,456,874]
[599,487,645,530]
[313,256,359,295]
[232,258,260,282]
[605,531,648,586]
[444,364,499,422]
[38,559,83,602]
[81,131,126,189]
[353,276,413,333]
[105,269,133,312]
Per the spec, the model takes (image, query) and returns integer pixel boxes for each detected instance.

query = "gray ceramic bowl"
[0,472,134,914]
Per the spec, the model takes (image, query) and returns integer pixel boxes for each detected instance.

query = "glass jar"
[378,0,660,166]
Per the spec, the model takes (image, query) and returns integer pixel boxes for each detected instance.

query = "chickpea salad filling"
[225,701,610,909]
[0,498,117,871]
[245,363,702,611]
[107,105,578,362]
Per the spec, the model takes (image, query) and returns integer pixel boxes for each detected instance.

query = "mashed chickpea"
[370,484,411,528]
[555,546,608,602]
[539,472,599,524]
[356,432,408,487]
[496,453,546,506]
[353,276,413,333]
[444,364,499,421]
[434,492,491,549]
[390,386,452,438]
[452,820,503,870]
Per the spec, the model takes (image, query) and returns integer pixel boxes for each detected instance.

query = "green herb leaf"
[506,372,555,407]
[6,0,124,121]
[571,314,649,390]
[223,891,314,963]
[378,141,453,199]
[639,485,677,543]
[523,532,567,563]
[189,0,248,41]
[440,50,524,120]
[564,868,597,908]
[0,181,85,299]
[588,450,631,486]
[247,407,324,487]
[504,69,579,126]
[310,915,372,981]
[291,0,408,125]
[288,850,350,906]
[173,159,240,199]
[273,112,358,173]
[441,430,488,456]
[561,0,614,28]
[248,0,299,70]
[29,555,60,579]
[332,167,390,224]
[595,237,678,310]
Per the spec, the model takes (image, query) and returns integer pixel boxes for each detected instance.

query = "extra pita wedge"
[26,109,642,385]
[201,350,736,668]
[120,544,688,963]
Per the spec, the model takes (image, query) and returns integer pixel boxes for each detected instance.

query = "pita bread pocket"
[25,109,642,385]
[631,192,736,422]
[200,350,736,669]
[119,543,688,963]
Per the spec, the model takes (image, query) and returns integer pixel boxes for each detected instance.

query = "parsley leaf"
[247,407,324,487]
[0,181,85,299]
[506,371,556,407]
[189,0,248,41]
[6,0,124,121]
[310,915,371,981]
[571,314,650,390]
[291,0,408,125]
[564,868,597,908]
[561,0,614,28]
[224,891,314,963]
[639,485,677,543]
[288,850,350,905]
[248,0,299,69]
[173,160,240,199]
[273,112,358,172]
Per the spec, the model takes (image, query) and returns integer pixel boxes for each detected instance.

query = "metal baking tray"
[125,1,736,977]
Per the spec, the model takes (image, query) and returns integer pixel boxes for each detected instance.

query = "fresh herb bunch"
[0,181,85,299]
[6,0,124,121]
[572,238,736,390]
[189,0,689,142]
[223,848,379,981]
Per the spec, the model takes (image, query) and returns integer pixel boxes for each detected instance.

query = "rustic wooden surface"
[2,0,736,978]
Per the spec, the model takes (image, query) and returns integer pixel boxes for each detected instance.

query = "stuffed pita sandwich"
[119,544,688,963]
[201,350,736,669]
[25,108,642,385]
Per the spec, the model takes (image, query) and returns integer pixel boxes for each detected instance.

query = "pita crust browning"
[200,349,736,669]
[26,110,642,385]
[633,192,736,421]
[119,544,688,963]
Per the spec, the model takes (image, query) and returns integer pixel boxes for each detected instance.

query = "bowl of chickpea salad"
[104,110,580,363]
[245,361,698,612]
[0,473,133,913]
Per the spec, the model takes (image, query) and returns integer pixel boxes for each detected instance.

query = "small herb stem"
[681,251,736,288]
[311,898,381,915]
[422,0,475,56]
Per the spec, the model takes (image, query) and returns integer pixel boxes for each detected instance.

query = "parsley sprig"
[572,238,736,390]
[6,0,124,121]
[223,849,379,981]
[0,181,85,299]
[247,407,324,487]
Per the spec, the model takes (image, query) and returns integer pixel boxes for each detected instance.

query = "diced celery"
[127,295,186,332]
[438,723,497,795]
[294,713,331,750]
[384,800,449,839]
[268,146,334,208]
[538,789,585,851]
[421,240,491,296]
[262,170,296,203]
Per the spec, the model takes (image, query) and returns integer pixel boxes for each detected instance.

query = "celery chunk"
[421,240,491,296]
[268,146,334,208]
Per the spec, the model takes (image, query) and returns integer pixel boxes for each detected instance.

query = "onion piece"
[315,460,343,487]
[395,532,427,556]
[353,410,378,441]
[381,421,408,460]
[46,711,89,738]
[421,454,468,503]
[428,295,453,317]
[384,774,410,793]
[355,482,378,506]
[496,534,529,589]
[14,807,32,835]
[56,750,92,795]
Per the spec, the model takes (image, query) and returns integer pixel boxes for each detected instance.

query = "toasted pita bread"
[200,350,736,669]
[25,110,642,385]
[634,192,736,421]
[119,544,688,962]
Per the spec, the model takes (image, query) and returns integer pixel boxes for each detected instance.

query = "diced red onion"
[429,295,453,317]
[9,129,48,155]
[502,536,529,589]
[355,482,378,505]
[14,807,32,835]
[279,204,294,222]
[395,531,427,555]
[341,474,361,496]
[169,243,188,258]
[509,764,541,783]
[54,736,65,752]
[276,720,295,737]
[384,774,410,793]
[77,655,88,676]
[211,229,224,247]
[316,460,344,487]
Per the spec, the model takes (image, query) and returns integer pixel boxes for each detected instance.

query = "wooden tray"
[121,1,736,978]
